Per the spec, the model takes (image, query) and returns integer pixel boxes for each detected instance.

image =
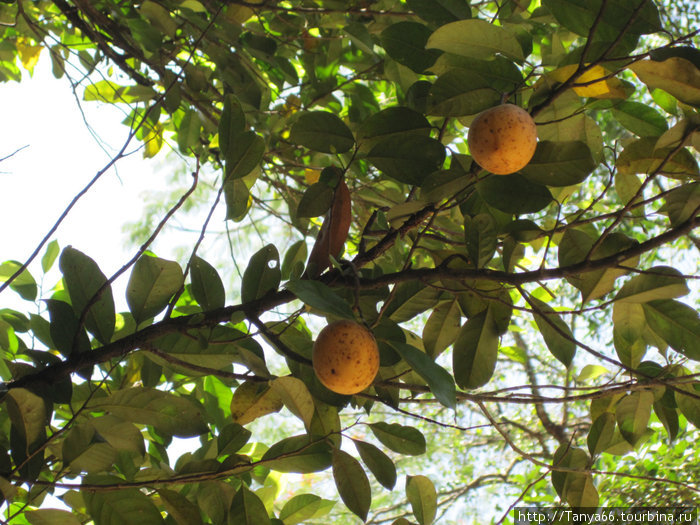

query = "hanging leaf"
[353,439,397,490]
[290,112,355,153]
[158,488,204,525]
[367,135,446,186]
[126,254,184,324]
[380,22,441,74]
[261,435,333,473]
[616,137,699,178]
[551,445,599,508]
[369,422,426,456]
[219,93,246,157]
[428,69,500,117]
[422,299,461,358]
[230,382,283,426]
[332,449,371,522]
[426,19,525,61]
[406,0,471,26]
[611,101,668,137]
[476,174,553,215]
[224,131,265,180]
[520,141,596,187]
[587,413,616,456]
[229,485,271,525]
[528,297,576,368]
[25,509,82,525]
[279,494,333,525]
[614,266,688,303]
[616,391,654,446]
[0,261,38,301]
[674,381,700,428]
[406,475,437,525]
[270,376,315,429]
[84,489,164,525]
[389,341,456,408]
[642,299,700,361]
[190,255,226,311]
[281,241,308,281]
[464,213,497,268]
[87,387,208,437]
[59,246,115,344]
[629,56,700,107]
[241,244,281,303]
[453,311,499,389]
[285,280,355,320]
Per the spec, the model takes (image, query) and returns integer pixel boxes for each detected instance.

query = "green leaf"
[381,22,440,74]
[352,439,397,490]
[367,135,446,186]
[230,382,283,426]
[520,141,596,187]
[464,213,497,268]
[453,311,499,389]
[389,341,456,408]
[41,240,60,273]
[653,398,679,442]
[26,509,82,525]
[587,413,616,456]
[406,475,437,525]
[286,280,355,320]
[83,80,156,103]
[5,388,48,452]
[126,254,184,324]
[542,0,660,39]
[87,387,208,437]
[219,93,246,158]
[529,297,576,368]
[224,176,254,222]
[426,19,524,61]
[660,182,700,226]
[611,101,668,137]
[177,109,202,153]
[45,299,91,358]
[190,256,226,311]
[90,415,145,456]
[279,494,332,525]
[428,69,500,117]
[358,106,431,150]
[225,131,265,180]
[59,246,115,344]
[551,445,599,508]
[642,299,700,360]
[158,488,204,525]
[270,376,315,429]
[281,241,307,281]
[616,137,699,178]
[616,391,653,446]
[674,382,700,428]
[0,260,38,301]
[422,299,461,358]
[477,174,552,214]
[241,244,281,303]
[332,449,371,522]
[615,266,688,303]
[406,0,471,26]
[261,435,333,473]
[229,485,271,525]
[369,422,426,456]
[558,230,638,303]
[382,281,443,323]
[629,57,700,107]
[290,112,355,153]
[84,489,164,525]
[297,182,334,218]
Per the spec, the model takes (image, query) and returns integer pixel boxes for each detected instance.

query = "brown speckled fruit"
[467,104,537,175]
[312,320,379,395]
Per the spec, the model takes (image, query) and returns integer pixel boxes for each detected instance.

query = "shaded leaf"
[270,376,315,429]
[190,255,226,311]
[353,439,397,490]
[520,141,596,187]
[230,382,283,426]
[286,280,355,320]
[224,131,265,180]
[587,413,616,456]
[59,246,115,344]
[453,311,499,389]
[389,341,456,408]
[261,435,333,473]
[369,422,426,456]
[241,244,281,303]
[367,135,446,186]
[229,485,271,525]
[84,489,164,525]
[126,254,184,324]
[477,174,552,214]
[615,266,688,303]
[616,391,654,446]
[332,449,371,522]
[422,299,461,358]
[406,475,437,525]
[529,297,576,368]
[381,22,440,74]
[290,112,355,153]
[642,299,700,360]
[426,19,524,61]
[630,56,700,107]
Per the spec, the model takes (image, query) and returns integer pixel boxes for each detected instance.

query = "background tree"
[0,0,699,524]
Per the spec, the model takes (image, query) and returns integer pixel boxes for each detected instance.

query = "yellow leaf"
[550,64,621,98]
[16,39,42,75]
[304,168,321,184]
[143,124,164,159]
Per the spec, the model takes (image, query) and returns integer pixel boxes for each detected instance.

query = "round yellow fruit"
[467,104,537,175]
[312,320,379,395]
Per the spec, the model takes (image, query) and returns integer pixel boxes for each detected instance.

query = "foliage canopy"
[0,0,699,523]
